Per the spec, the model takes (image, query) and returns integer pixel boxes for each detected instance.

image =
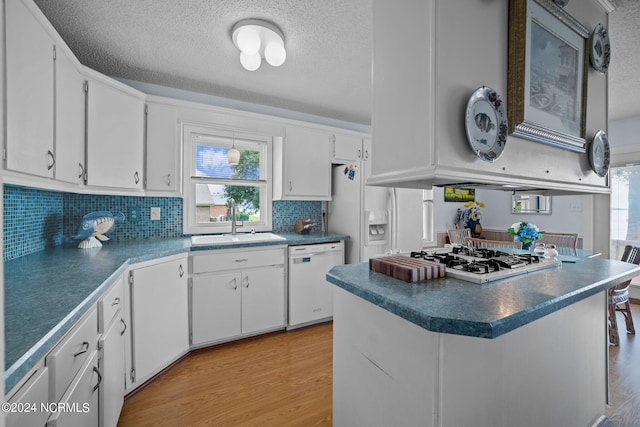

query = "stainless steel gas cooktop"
[408,247,561,284]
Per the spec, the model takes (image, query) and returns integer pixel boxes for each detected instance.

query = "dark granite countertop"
[327,257,640,339]
[4,232,348,393]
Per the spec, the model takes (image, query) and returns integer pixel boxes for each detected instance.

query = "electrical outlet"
[150,207,161,221]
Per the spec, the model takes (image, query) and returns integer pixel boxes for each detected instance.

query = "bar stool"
[608,245,640,346]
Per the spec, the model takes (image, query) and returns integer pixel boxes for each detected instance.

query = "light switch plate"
[150,207,161,221]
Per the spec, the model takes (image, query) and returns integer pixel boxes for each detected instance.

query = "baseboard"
[630,297,640,305]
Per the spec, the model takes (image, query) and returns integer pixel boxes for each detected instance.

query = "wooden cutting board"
[369,256,446,283]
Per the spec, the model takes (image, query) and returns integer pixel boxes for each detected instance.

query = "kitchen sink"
[190,233,286,246]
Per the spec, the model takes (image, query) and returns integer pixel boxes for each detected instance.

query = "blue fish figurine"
[74,211,125,248]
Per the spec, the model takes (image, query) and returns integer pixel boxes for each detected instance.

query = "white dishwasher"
[288,241,344,329]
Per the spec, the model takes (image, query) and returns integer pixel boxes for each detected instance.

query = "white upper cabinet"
[145,102,180,194]
[86,77,145,190]
[274,124,331,200]
[332,133,365,164]
[5,0,55,178]
[55,48,86,185]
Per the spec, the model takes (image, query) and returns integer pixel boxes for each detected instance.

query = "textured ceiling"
[32,0,638,126]
[609,0,640,121]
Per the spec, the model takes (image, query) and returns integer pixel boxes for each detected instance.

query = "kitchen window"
[183,125,272,234]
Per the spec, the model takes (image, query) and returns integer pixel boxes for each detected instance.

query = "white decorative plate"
[590,23,610,73]
[589,130,610,177]
[465,86,507,162]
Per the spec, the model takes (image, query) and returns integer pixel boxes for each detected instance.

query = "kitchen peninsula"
[327,258,640,427]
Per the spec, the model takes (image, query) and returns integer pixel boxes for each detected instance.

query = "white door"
[191,272,242,345]
[55,48,86,185]
[86,79,144,190]
[130,257,189,384]
[241,267,285,335]
[146,103,180,193]
[5,0,55,178]
[99,318,125,427]
[284,125,331,199]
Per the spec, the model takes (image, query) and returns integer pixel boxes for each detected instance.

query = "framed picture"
[508,0,590,152]
[444,187,475,203]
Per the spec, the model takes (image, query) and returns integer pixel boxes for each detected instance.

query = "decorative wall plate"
[589,130,610,177]
[589,23,610,73]
[465,86,508,162]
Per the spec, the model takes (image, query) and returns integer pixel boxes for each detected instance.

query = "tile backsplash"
[3,185,323,261]
[3,186,65,260]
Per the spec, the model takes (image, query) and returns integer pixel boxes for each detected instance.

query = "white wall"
[434,187,586,236]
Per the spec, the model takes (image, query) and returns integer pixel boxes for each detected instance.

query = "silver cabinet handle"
[111,297,120,306]
[231,277,238,290]
[178,264,184,277]
[357,149,362,159]
[134,171,140,184]
[289,181,293,192]
[92,366,102,393]
[47,150,56,170]
[120,318,127,336]
[234,258,248,263]
[364,150,369,160]
[78,163,86,179]
[243,276,250,288]
[167,173,171,187]
[74,341,89,357]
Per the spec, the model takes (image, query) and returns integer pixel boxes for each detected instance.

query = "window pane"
[195,183,261,224]
[195,140,261,180]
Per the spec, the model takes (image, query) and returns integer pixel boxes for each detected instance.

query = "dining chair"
[608,245,640,346]
[465,237,522,251]
[540,232,578,255]
[448,228,471,246]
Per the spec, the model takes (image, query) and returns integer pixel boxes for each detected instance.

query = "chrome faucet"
[228,198,243,235]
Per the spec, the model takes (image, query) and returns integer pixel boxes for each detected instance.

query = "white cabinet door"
[332,133,363,164]
[46,351,100,427]
[99,316,125,427]
[145,102,180,193]
[129,256,189,385]
[86,79,144,190]
[241,267,285,335]
[55,48,86,185]
[277,125,331,200]
[191,272,242,345]
[5,0,55,178]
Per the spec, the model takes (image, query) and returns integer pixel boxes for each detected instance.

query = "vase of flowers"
[507,221,543,250]
[455,201,485,237]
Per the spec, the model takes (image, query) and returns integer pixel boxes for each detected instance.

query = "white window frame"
[182,123,273,235]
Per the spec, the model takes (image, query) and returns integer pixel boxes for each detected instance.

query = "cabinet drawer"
[46,308,98,403]
[98,277,124,333]
[6,367,50,427]
[46,351,100,427]
[191,248,284,274]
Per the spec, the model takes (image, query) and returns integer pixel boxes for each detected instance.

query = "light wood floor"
[118,308,640,427]
[117,322,333,427]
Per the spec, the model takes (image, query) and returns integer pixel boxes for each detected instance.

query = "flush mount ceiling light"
[232,19,286,71]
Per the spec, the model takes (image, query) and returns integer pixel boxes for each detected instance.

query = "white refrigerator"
[327,154,424,264]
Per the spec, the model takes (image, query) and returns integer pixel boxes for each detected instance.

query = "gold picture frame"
[508,0,590,153]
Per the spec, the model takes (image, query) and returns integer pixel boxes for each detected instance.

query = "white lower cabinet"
[46,351,101,427]
[98,277,126,427]
[6,366,50,427]
[128,255,189,387]
[190,247,286,347]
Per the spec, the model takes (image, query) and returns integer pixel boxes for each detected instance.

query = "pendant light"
[228,137,240,165]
